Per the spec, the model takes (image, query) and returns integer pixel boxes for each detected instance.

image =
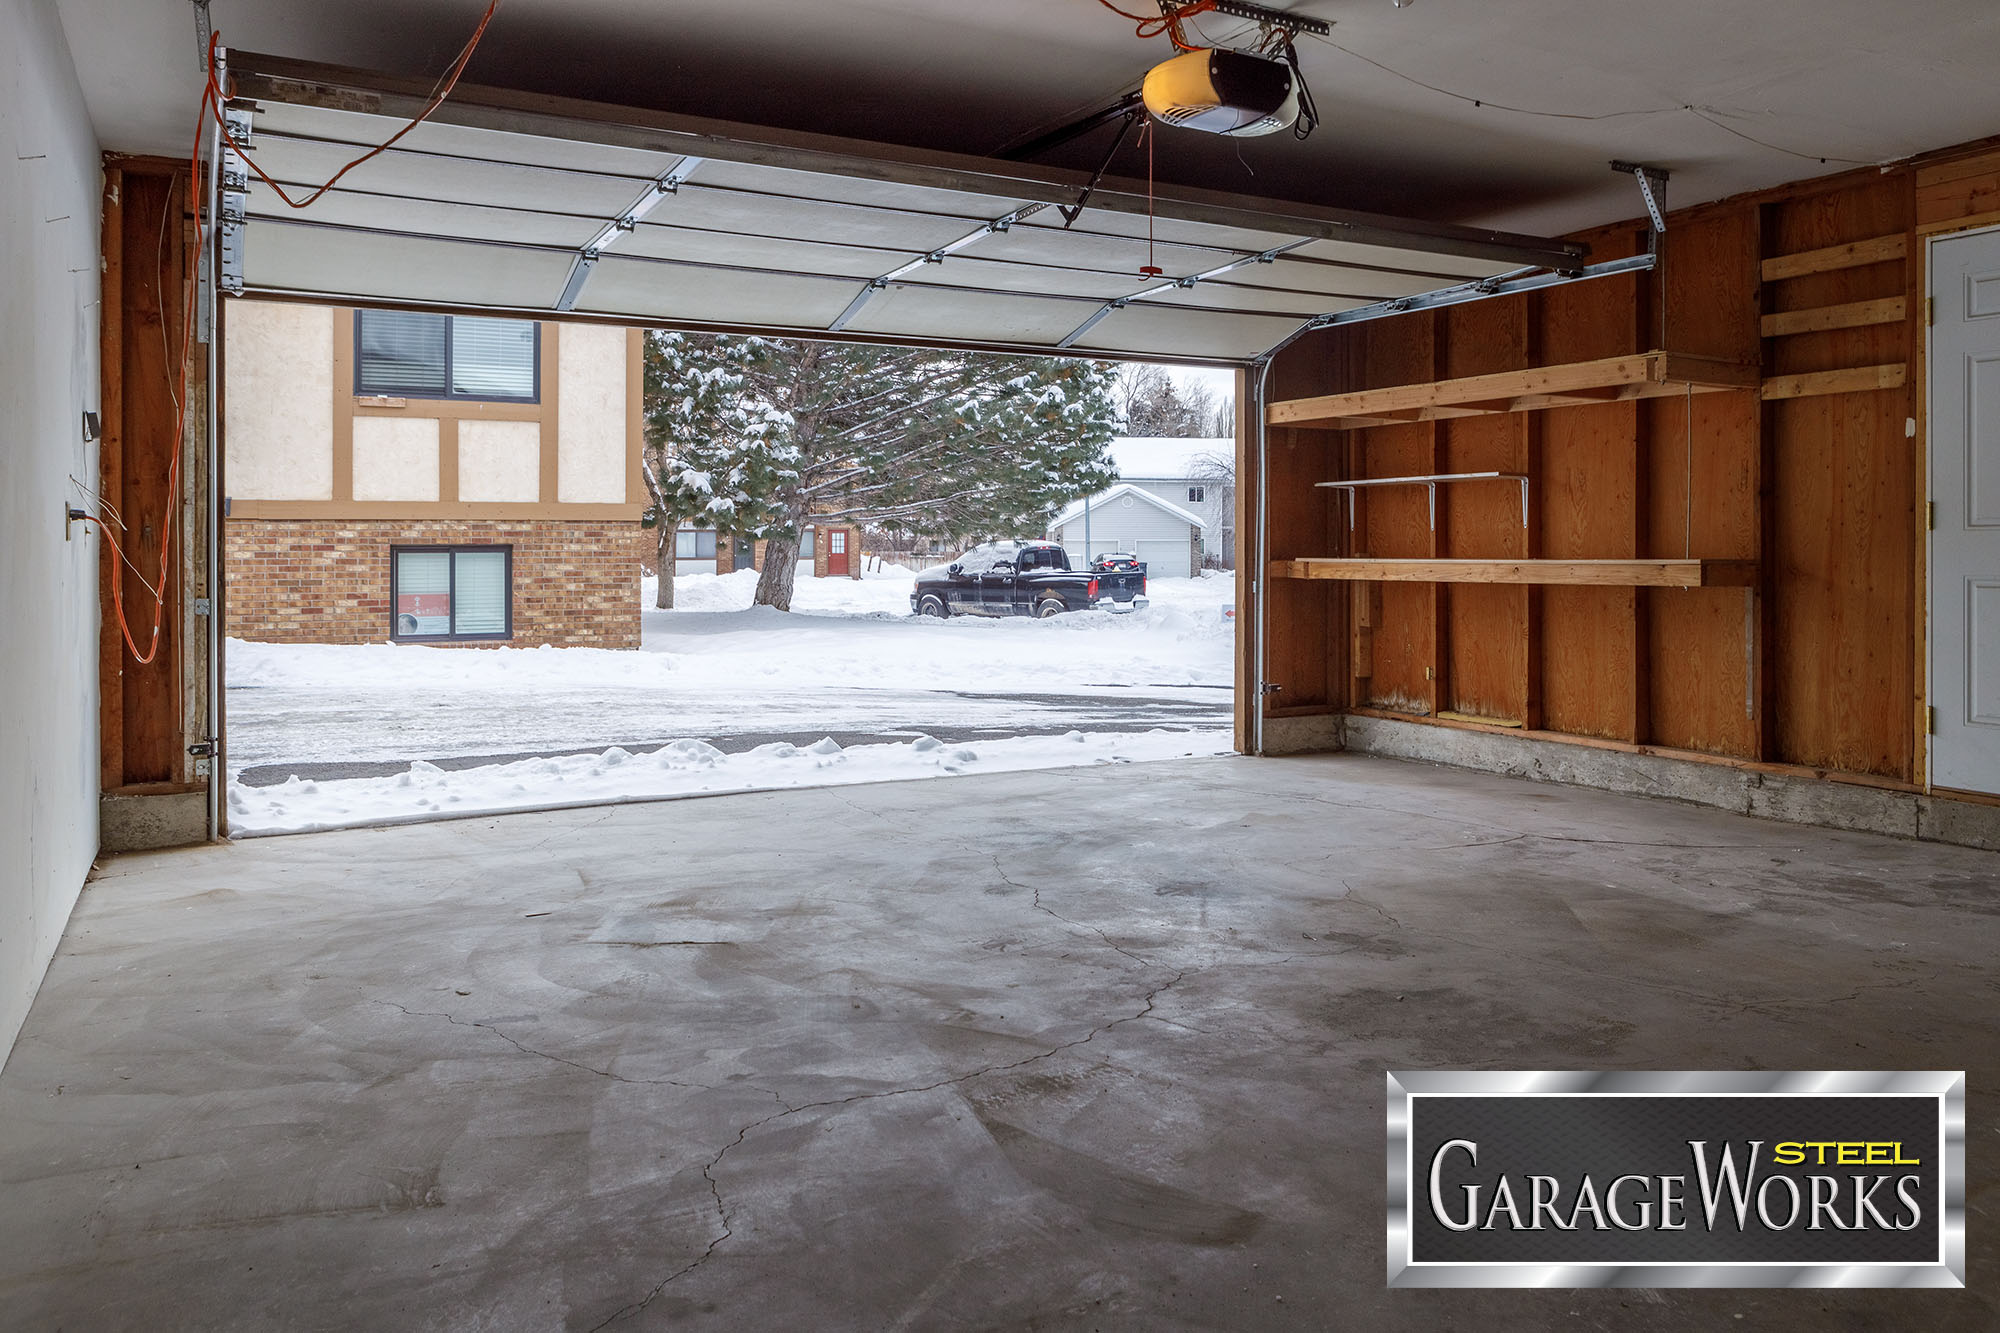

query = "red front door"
[827,529,850,576]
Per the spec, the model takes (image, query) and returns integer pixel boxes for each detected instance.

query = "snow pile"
[228,729,1233,835]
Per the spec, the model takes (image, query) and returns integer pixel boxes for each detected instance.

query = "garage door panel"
[249,100,687,181]
[636,187,977,253]
[1073,303,1305,360]
[970,224,1249,281]
[1226,261,1465,302]
[1136,282,1365,316]
[245,181,601,250]
[904,258,1152,302]
[1017,211,1294,257]
[227,54,1582,361]
[577,255,861,327]
[618,224,899,280]
[690,158,1029,224]
[249,137,649,218]
[243,223,576,308]
[1290,237,1523,279]
[844,285,1095,345]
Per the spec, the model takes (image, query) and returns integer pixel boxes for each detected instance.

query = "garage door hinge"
[193,596,212,616]
[187,741,216,758]
[1259,681,1283,695]
[1927,706,1937,735]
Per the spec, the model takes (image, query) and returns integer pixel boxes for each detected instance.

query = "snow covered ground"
[228,729,1234,835]
[226,565,1237,834]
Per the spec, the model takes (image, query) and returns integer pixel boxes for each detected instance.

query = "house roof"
[1049,483,1205,533]
[1108,437,1233,483]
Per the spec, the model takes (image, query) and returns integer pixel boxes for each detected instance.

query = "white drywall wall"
[0,0,102,1063]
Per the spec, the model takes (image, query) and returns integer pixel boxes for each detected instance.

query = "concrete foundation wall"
[1340,715,2000,852]
[0,0,101,1060]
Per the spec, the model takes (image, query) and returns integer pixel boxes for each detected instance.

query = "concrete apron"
[1,754,1995,1330]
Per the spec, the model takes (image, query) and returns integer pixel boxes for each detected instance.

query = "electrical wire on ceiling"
[1301,32,1875,166]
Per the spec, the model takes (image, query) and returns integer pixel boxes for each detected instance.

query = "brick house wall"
[226,518,642,649]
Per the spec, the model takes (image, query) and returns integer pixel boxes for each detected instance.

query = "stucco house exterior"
[223,304,646,648]
[1105,436,1235,567]
[1047,482,1205,579]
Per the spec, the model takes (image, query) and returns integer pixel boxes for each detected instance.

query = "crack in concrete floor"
[585,862,1189,1329]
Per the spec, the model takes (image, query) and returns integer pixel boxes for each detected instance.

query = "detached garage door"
[1135,539,1192,580]
[220,51,1583,363]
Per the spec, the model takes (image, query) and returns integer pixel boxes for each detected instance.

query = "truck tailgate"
[1095,571,1145,601]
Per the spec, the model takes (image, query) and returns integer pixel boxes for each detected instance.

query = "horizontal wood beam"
[1760,296,1907,338]
[1268,351,1757,429]
[1760,363,1908,400]
[1268,558,1759,588]
[1759,233,1906,281]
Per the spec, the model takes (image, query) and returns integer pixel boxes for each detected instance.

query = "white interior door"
[1930,227,2000,793]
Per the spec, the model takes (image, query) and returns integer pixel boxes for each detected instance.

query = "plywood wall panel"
[1536,231,1646,740]
[1646,208,1761,757]
[1763,175,1915,778]
[1439,299,1530,721]
[112,168,188,786]
[1257,158,1940,782]
[1262,334,1346,711]
[1357,318,1437,714]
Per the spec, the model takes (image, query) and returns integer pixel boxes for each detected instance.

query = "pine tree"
[640,332,1120,610]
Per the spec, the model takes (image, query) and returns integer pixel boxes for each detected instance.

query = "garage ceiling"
[225,52,1579,361]
[58,1,2000,240]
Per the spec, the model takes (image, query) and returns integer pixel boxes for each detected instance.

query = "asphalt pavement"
[229,687,1231,787]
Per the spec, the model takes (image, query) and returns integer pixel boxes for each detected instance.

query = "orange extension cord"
[1095,0,1216,52]
[88,3,500,663]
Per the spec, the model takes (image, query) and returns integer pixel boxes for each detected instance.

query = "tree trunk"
[654,523,676,609]
[753,530,800,610]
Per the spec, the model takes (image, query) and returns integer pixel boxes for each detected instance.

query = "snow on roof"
[1048,482,1205,532]
[1107,436,1232,481]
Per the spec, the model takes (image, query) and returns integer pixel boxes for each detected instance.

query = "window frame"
[389,544,514,643]
[1187,486,1205,503]
[354,310,542,404]
[675,528,719,561]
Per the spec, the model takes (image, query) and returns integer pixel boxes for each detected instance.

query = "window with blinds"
[674,529,718,560]
[356,311,538,402]
[391,546,512,641]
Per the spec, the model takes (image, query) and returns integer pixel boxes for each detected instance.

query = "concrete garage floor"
[2,755,1996,1331]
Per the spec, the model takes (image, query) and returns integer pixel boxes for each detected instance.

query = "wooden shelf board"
[1760,233,1906,282]
[1266,350,1757,430]
[1269,557,1759,588]
[1760,363,1908,401]
[1761,296,1907,338]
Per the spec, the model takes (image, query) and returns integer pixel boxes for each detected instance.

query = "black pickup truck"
[910,541,1148,618]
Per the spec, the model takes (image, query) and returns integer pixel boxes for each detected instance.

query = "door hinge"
[1925,295,1935,326]
[1927,706,1937,735]
[193,597,212,616]
[1927,500,1936,531]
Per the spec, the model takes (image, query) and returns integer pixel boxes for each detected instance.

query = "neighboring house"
[1106,436,1236,567]
[223,303,646,648]
[1047,483,1205,579]
[638,523,864,579]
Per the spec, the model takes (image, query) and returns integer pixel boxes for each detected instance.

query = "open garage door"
[220,51,1583,363]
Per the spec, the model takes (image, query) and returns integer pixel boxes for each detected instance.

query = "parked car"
[910,541,1148,618]
[1091,551,1143,573]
